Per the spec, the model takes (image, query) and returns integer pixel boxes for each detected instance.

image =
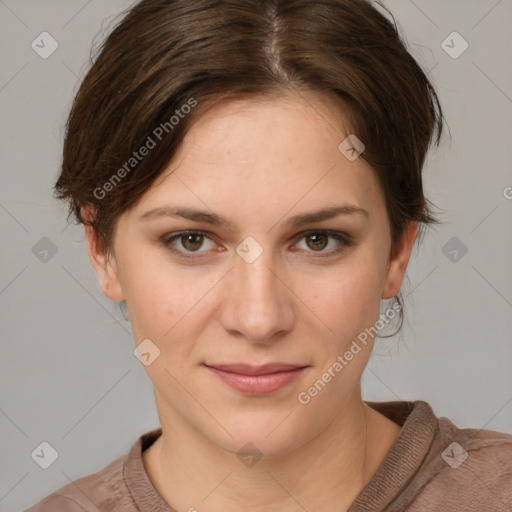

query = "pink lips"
[204,363,308,395]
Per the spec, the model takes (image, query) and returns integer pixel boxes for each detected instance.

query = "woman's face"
[86,92,417,457]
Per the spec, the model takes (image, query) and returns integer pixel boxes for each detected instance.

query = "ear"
[82,208,125,303]
[381,222,419,300]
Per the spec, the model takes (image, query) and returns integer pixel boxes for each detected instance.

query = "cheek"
[314,257,385,331]
[122,254,222,351]
[301,266,384,405]
[125,263,210,391]
[302,258,387,390]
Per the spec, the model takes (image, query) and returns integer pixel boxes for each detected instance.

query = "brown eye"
[292,230,354,257]
[162,230,217,258]
[305,233,329,251]
[181,233,204,251]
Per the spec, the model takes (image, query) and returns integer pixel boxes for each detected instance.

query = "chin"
[204,409,311,459]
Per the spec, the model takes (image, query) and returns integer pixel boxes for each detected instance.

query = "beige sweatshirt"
[25,400,512,511]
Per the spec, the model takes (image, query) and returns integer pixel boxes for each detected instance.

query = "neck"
[142,388,401,511]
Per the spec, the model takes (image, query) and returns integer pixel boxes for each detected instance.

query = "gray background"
[1,0,511,510]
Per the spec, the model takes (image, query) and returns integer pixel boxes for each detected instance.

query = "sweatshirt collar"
[348,400,438,511]
[124,400,438,512]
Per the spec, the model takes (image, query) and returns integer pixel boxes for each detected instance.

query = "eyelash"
[160,229,354,260]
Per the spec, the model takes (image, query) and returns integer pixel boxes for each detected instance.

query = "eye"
[160,229,354,260]
[292,230,354,257]
[161,230,217,257]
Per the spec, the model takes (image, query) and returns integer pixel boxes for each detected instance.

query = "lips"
[205,363,306,376]
[203,362,309,395]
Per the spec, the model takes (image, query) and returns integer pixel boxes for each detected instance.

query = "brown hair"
[55,0,446,334]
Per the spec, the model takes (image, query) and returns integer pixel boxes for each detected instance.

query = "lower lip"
[205,366,307,395]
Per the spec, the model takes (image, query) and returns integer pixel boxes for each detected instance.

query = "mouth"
[203,363,309,395]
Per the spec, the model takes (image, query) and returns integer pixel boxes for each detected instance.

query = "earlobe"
[83,220,125,303]
[381,222,419,300]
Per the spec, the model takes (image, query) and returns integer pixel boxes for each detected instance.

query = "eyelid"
[290,229,354,258]
[161,230,218,257]
[161,229,354,259]
[292,229,353,245]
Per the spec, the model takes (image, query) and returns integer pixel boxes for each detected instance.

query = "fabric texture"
[25,400,512,511]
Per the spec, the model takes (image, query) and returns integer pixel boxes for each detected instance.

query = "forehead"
[180,91,353,157]
[128,92,385,227]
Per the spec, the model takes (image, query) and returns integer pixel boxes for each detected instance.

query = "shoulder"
[25,493,88,512]
[414,412,512,510]
[437,414,512,474]
[25,428,163,511]
[367,400,512,510]
[25,453,129,512]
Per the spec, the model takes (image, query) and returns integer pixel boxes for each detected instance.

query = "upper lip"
[204,363,307,376]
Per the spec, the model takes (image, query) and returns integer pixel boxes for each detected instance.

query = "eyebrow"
[139,204,369,230]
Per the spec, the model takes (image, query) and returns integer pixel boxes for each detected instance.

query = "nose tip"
[220,250,295,344]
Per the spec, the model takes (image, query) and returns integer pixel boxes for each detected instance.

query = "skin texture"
[84,91,418,511]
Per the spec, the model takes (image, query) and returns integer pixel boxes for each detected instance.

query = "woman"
[27,0,511,510]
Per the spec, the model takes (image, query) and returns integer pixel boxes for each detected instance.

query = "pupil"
[183,234,203,251]
[309,234,327,251]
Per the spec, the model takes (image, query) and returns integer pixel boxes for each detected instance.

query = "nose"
[220,246,295,344]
